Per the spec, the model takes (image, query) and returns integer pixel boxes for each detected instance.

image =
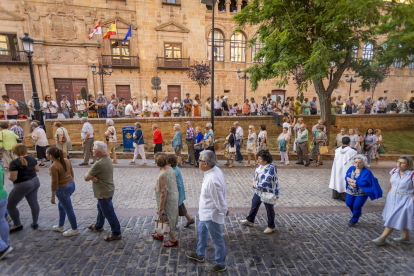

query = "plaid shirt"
[11,125,24,140]
[186,127,195,140]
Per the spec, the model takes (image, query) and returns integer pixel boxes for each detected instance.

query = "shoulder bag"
[319,142,329,155]
[59,127,67,142]
[47,103,58,119]
[133,131,143,148]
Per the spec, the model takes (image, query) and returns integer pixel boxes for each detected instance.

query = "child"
[17,113,28,119]
[0,110,5,119]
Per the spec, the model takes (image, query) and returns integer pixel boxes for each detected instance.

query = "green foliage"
[353,60,390,94]
[81,87,87,100]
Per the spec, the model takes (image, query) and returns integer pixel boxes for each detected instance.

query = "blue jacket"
[345,166,383,200]
[172,130,183,150]
[173,166,186,206]
[133,129,145,145]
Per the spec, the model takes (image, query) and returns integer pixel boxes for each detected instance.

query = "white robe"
[329,146,357,193]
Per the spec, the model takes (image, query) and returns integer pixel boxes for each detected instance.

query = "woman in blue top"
[0,166,13,259]
[130,122,146,165]
[166,155,195,228]
[240,150,279,234]
[345,154,382,227]
[172,124,183,165]
[193,127,204,167]
[204,124,214,151]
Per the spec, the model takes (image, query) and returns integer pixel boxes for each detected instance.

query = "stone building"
[0,0,413,111]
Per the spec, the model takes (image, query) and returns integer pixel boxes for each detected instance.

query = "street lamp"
[329,62,336,83]
[91,63,113,95]
[345,73,358,97]
[200,0,216,130]
[20,33,43,125]
[237,69,249,102]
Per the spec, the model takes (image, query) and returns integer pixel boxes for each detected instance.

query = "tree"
[233,0,389,137]
[81,87,87,100]
[354,60,390,99]
[186,61,211,100]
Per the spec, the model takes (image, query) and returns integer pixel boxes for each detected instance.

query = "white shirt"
[125,104,134,116]
[199,166,228,224]
[43,101,58,113]
[249,102,258,113]
[32,127,49,147]
[81,122,94,139]
[214,100,222,110]
[172,102,180,113]
[235,126,243,141]
[376,101,384,112]
[75,99,87,111]
[151,102,160,113]
[142,100,152,112]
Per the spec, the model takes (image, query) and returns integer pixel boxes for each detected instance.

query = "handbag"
[47,104,58,119]
[59,128,67,142]
[319,144,329,155]
[69,108,75,117]
[155,215,170,235]
[378,146,386,154]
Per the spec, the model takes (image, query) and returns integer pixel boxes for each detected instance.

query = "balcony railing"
[162,0,181,6]
[157,57,190,70]
[0,50,28,64]
[101,55,139,69]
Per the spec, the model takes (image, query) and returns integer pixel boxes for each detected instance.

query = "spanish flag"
[103,21,117,39]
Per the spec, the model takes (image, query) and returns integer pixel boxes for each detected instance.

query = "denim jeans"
[196,220,226,266]
[95,197,121,236]
[56,181,77,230]
[98,108,107,118]
[268,112,280,125]
[236,140,243,161]
[62,110,70,118]
[246,193,275,228]
[345,194,368,223]
[0,197,9,251]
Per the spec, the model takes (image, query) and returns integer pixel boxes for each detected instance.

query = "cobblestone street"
[1,160,413,275]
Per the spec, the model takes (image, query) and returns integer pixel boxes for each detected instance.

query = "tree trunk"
[199,85,202,102]
[314,79,333,145]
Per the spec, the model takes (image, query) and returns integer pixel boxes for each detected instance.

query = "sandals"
[228,164,234,168]
[129,161,135,164]
[87,224,104,232]
[103,234,122,242]
[163,240,179,247]
[152,233,164,241]
[139,163,147,166]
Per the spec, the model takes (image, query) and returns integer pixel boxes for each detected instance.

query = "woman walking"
[240,150,279,233]
[277,127,290,165]
[87,94,98,118]
[152,153,179,247]
[75,94,88,118]
[257,125,267,153]
[224,126,236,168]
[42,95,59,119]
[53,122,71,158]
[172,124,183,165]
[0,166,13,259]
[314,125,328,166]
[362,128,376,167]
[246,125,258,167]
[31,122,49,167]
[7,144,40,232]
[373,156,414,245]
[153,124,163,154]
[193,127,204,167]
[130,122,146,165]
[47,147,79,237]
[104,119,117,164]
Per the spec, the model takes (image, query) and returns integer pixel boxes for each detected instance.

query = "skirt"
[88,111,98,118]
[36,145,48,159]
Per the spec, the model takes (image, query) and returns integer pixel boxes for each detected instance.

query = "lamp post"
[345,74,358,97]
[20,33,43,125]
[329,61,336,84]
[91,63,113,96]
[237,69,249,102]
[200,0,216,130]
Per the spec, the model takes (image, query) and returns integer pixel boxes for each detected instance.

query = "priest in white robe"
[329,137,357,201]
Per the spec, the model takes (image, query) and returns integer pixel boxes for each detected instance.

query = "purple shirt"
[186,126,195,140]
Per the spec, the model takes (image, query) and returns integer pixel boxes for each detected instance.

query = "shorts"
[178,203,187,216]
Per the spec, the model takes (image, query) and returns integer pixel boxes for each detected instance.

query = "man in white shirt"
[185,150,228,273]
[31,122,49,167]
[234,121,244,162]
[382,96,388,113]
[249,97,258,115]
[213,95,222,116]
[79,117,96,166]
[125,102,135,118]
[142,95,152,117]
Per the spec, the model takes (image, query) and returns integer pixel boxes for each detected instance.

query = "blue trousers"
[196,220,226,266]
[98,108,107,118]
[246,193,275,228]
[95,197,121,236]
[56,181,77,230]
[345,194,368,223]
[236,141,243,161]
[268,112,280,125]
[0,197,9,251]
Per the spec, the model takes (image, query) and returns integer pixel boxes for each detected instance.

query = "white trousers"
[133,144,146,163]
[280,151,289,164]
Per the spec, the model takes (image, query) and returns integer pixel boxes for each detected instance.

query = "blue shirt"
[133,129,145,145]
[172,166,186,206]
[204,131,214,147]
[172,130,183,150]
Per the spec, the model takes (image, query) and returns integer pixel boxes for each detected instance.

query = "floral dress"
[154,167,179,230]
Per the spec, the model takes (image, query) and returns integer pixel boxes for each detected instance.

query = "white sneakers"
[240,219,254,227]
[52,225,79,237]
[264,227,276,234]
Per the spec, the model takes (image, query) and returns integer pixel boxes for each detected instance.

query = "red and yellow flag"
[103,21,117,39]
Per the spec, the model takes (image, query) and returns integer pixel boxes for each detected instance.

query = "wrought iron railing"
[0,50,28,64]
[101,55,139,68]
[156,57,190,69]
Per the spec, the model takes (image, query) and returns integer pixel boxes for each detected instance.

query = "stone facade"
[0,0,413,108]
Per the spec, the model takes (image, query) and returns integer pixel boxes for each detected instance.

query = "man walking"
[84,141,122,242]
[161,96,172,117]
[79,117,96,166]
[309,97,318,115]
[296,123,310,166]
[234,121,244,162]
[185,121,196,166]
[185,150,228,273]
[96,92,108,118]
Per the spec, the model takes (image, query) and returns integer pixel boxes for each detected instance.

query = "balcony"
[101,55,139,69]
[156,57,190,70]
[0,50,28,64]
[162,0,181,6]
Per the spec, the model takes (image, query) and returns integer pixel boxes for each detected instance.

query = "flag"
[103,21,117,39]
[88,20,102,40]
[123,24,132,45]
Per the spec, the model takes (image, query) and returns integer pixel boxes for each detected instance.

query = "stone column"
[225,0,230,16]
[237,0,242,12]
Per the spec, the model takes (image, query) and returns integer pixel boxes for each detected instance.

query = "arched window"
[207,29,225,61]
[251,36,263,63]
[230,0,237,12]
[362,42,374,61]
[218,0,226,11]
[230,32,246,62]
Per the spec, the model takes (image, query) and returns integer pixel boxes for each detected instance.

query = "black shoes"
[304,162,311,167]
[183,219,195,228]
[348,220,357,227]
[296,162,304,165]
[79,163,88,166]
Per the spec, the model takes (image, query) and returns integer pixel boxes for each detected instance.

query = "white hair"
[8,120,17,125]
[106,119,114,126]
[93,141,107,155]
[81,117,88,122]
[98,91,103,95]
[206,122,212,128]
[233,121,239,126]
[111,100,116,104]
[174,124,180,129]
[200,150,217,168]
[353,154,368,166]
[30,122,38,128]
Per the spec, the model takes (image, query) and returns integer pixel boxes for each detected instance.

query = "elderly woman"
[87,94,98,118]
[172,97,180,117]
[345,155,383,227]
[75,94,88,118]
[193,94,201,117]
[104,119,117,164]
[205,97,212,117]
[257,124,267,152]
[357,100,366,114]
[372,129,383,165]
[53,122,71,158]
[277,127,290,165]
[42,95,59,119]
[153,124,163,154]
[194,127,204,167]
[204,124,214,151]
[166,155,194,228]
[240,150,278,234]
[172,124,183,165]
[335,128,348,148]
[224,126,236,168]
[242,99,250,115]
[31,122,49,167]
[362,128,376,167]
[314,125,328,166]
[117,98,126,117]
[373,156,414,245]
[152,153,179,247]
[0,122,19,169]
[130,122,146,165]
[246,125,258,167]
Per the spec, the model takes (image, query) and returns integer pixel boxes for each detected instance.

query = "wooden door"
[54,79,88,111]
[5,84,25,103]
[116,85,131,102]
[168,85,181,102]
[271,89,286,103]
[72,79,88,102]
